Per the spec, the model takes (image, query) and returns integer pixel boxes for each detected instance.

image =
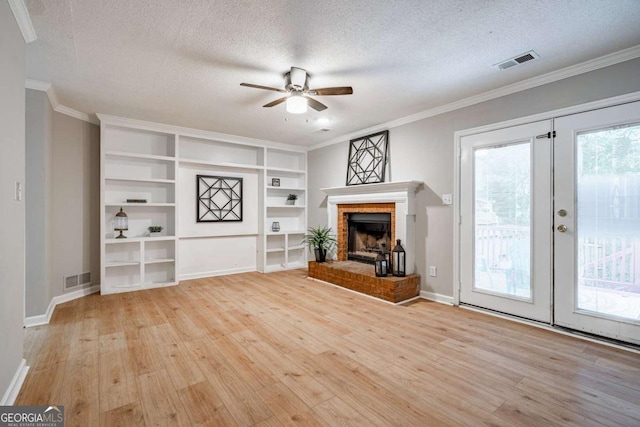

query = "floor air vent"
[496,50,539,70]
[64,272,91,290]
[80,272,91,285]
[64,274,79,290]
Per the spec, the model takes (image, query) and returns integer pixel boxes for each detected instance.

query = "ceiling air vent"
[496,51,539,70]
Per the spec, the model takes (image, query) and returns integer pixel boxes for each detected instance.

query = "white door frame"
[453,90,640,306]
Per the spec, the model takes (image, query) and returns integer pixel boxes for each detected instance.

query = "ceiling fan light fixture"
[286,94,307,114]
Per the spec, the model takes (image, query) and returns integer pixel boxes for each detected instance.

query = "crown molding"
[25,79,50,92]
[96,113,303,152]
[25,79,99,125]
[8,0,36,43]
[56,105,99,125]
[308,44,640,151]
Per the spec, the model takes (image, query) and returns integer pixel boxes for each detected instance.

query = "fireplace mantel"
[321,181,423,197]
[322,181,423,274]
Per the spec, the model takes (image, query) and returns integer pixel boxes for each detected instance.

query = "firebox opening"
[347,213,392,264]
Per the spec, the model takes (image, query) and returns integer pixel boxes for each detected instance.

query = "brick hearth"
[336,203,395,261]
[308,261,420,303]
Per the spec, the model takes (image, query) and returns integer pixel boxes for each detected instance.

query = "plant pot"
[286,200,296,205]
[150,232,162,238]
[314,248,326,263]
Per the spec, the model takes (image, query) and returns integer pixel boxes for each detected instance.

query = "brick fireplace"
[337,203,395,261]
[309,181,422,303]
[322,181,422,275]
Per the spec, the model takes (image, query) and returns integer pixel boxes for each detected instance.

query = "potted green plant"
[301,226,337,263]
[286,193,298,205]
[148,225,163,237]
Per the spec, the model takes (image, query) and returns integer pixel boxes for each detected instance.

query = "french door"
[459,101,640,345]
[554,102,640,345]
[460,120,552,323]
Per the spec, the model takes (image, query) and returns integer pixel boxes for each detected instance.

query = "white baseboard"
[0,359,29,405]
[24,285,100,327]
[420,290,454,305]
[24,301,56,328]
[179,266,257,281]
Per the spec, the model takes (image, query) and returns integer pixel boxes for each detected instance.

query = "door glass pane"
[474,142,531,299]
[576,123,640,321]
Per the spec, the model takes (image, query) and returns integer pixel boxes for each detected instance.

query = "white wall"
[0,0,26,402]
[25,89,53,316]
[24,91,100,318]
[51,112,100,295]
[178,165,259,278]
[308,58,640,299]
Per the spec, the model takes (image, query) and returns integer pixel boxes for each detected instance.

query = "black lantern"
[375,252,388,277]
[114,207,128,239]
[392,239,406,277]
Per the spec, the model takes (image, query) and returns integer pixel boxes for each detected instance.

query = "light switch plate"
[442,194,452,205]
[429,266,437,277]
[15,181,22,201]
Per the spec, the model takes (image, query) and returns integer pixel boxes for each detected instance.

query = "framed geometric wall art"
[346,130,389,186]
[196,175,243,222]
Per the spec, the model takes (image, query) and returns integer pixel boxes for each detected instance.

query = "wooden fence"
[475,226,639,292]
[580,236,639,291]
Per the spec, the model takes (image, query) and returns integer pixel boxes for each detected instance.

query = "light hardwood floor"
[17,269,640,426]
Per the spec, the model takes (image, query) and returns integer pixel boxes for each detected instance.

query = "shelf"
[105,151,175,162]
[105,261,140,268]
[267,166,306,174]
[144,258,175,265]
[266,205,306,209]
[180,158,264,171]
[142,281,177,288]
[106,177,175,184]
[264,261,306,273]
[267,186,306,191]
[105,203,176,207]
[180,233,259,239]
[112,283,142,289]
[105,236,176,244]
[267,230,306,235]
[266,248,285,253]
[288,245,306,251]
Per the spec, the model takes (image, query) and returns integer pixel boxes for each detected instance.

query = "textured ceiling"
[24,0,640,146]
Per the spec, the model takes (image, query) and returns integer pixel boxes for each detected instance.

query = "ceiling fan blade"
[308,86,353,96]
[263,97,288,108]
[306,96,328,111]
[240,83,286,93]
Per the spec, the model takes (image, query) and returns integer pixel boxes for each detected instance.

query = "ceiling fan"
[240,67,353,114]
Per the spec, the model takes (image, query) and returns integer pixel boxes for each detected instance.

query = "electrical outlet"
[442,194,452,205]
[429,266,437,277]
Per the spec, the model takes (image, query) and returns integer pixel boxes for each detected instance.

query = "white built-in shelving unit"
[100,121,178,294]
[263,149,307,272]
[99,115,306,294]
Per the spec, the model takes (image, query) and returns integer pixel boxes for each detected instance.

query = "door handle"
[557,224,567,232]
